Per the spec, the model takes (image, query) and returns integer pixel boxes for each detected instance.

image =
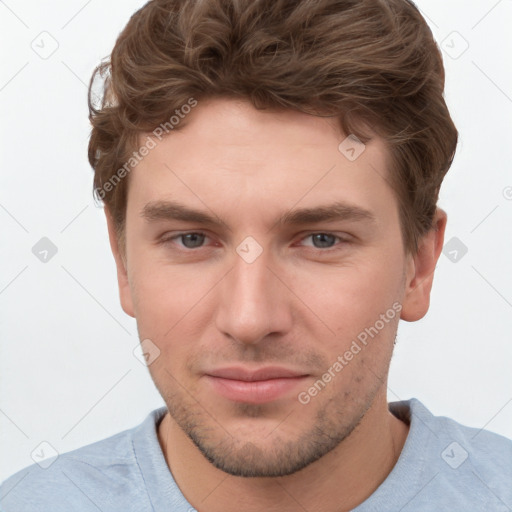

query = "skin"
[105,98,447,512]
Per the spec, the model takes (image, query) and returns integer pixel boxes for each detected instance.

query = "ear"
[104,208,135,318]
[400,207,447,322]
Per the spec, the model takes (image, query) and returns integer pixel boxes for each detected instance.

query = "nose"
[214,244,293,346]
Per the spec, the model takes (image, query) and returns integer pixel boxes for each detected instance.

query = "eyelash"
[158,231,350,253]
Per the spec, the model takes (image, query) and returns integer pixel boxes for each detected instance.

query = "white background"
[1,0,511,482]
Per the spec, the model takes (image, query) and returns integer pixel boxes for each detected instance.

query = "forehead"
[126,98,395,227]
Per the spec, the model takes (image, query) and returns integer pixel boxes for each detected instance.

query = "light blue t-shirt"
[1,398,511,511]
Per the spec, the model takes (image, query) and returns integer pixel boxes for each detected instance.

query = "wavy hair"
[87,0,458,256]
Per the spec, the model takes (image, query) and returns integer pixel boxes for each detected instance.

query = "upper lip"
[206,366,308,382]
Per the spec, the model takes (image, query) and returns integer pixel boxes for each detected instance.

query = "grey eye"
[180,233,206,249]
[309,233,337,249]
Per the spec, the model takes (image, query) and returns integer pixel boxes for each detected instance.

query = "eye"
[299,233,348,250]
[160,232,209,249]
[158,231,350,252]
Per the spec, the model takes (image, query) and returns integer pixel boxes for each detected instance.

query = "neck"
[157,394,410,512]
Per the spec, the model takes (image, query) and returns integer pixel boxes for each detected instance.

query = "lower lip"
[205,375,309,404]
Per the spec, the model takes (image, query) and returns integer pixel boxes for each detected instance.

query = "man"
[1,0,511,510]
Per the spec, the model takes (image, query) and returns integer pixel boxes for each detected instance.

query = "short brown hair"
[87,0,458,256]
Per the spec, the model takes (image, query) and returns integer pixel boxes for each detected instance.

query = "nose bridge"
[215,241,290,344]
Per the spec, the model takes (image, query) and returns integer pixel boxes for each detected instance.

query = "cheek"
[288,259,403,369]
[128,241,194,307]
[128,261,180,338]
[297,263,401,328]
[128,258,217,365]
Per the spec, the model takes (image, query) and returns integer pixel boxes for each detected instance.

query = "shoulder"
[0,408,165,512]
[390,398,512,510]
[405,398,512,472]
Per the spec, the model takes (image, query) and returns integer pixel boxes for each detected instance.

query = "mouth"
[204,366,310,404]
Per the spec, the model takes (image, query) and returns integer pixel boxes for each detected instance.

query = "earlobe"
[400,208,447,322]
[104,208,135,318]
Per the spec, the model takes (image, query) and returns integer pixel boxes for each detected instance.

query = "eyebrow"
[140,199,376,230]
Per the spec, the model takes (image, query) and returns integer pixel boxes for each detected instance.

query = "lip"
[206,366,308,381]
[204,366,309,404]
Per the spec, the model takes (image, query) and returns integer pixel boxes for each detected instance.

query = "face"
[107,98,439,477]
